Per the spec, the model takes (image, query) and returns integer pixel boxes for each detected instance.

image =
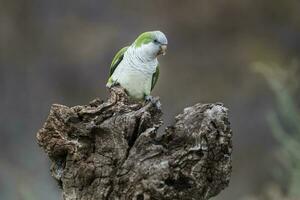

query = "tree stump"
[37,86,232,200]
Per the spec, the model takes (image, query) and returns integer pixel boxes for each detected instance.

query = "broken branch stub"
[37,86,232,200]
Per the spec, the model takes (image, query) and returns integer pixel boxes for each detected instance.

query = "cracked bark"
[37,86,232,200]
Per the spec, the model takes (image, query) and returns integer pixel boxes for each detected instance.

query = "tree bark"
[37,86,232,200]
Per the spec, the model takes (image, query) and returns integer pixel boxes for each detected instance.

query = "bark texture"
[37,86,232,200]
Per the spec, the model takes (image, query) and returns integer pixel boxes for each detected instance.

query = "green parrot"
[106,31,168,100]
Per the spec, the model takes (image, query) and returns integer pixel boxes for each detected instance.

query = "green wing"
[109,46,129,77]
[151,65,159,91]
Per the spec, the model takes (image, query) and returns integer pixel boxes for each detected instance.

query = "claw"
[145,95,161,109]
[110,82,120,87]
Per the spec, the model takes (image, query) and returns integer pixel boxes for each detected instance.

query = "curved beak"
[159,44,167,56]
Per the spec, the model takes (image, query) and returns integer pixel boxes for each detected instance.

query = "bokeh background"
[1,0,300,199]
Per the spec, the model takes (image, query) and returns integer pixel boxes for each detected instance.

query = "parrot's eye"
[153,39,159,44]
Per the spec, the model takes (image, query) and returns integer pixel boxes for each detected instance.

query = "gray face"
[152,31,168,45]
[134,31,168,59]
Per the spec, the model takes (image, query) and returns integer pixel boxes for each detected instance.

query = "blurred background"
[1,0,300,199]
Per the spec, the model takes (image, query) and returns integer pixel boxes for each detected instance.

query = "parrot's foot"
[107,81,120,88]
[145,95,161,109]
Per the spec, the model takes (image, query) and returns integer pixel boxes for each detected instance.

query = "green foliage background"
[254,62,300,199]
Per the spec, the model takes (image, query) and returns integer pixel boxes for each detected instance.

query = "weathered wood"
[37,86,232,200]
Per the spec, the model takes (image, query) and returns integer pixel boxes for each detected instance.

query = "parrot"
[106,31,168,100]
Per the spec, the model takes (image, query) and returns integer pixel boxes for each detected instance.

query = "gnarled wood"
[37,86,232,200]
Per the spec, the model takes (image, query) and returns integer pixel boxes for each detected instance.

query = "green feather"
[134,32,155,48]
[109,46,128,76]
[151,65,159,91]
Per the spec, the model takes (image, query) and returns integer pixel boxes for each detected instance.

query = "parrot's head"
[133,31,168,60]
